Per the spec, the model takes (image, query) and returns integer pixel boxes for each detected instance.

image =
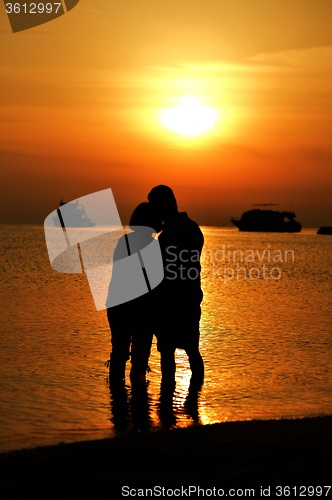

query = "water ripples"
[0,224,331,452]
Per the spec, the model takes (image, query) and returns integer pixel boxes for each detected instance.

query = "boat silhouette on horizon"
[52,199,96,228]
[231,204,302,233]
[317,226,332,235]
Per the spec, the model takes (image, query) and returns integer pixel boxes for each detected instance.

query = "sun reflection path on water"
[173,350,193,421]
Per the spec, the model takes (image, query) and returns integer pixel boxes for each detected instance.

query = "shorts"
[156,303,201,352]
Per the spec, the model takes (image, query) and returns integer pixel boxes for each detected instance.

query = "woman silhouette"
[106,202,162,386]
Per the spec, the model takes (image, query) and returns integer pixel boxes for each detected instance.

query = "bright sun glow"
[161,97,217,136]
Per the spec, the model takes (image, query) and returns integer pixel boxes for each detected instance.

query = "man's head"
[148,185,178,222]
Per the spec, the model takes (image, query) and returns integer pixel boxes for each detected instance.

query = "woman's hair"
[129,202,162,232]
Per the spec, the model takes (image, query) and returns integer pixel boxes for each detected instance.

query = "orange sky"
[1,0,332,226]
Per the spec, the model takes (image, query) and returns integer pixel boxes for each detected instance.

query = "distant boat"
[231,204,302,233]
[52,199,96,228]
[317,227,332,235]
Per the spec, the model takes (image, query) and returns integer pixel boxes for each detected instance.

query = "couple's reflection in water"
[107,377,152,433]
[107,374,202,433]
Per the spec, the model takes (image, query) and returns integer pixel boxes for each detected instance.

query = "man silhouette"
[148,185,204,390]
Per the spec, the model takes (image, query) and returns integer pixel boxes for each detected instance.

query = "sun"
[161,97,217,136]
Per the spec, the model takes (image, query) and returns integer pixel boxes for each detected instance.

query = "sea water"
[0,224,331,452]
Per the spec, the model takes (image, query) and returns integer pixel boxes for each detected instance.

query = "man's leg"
[157,322,177,391]
[130,330,153,386]
[184,303,204,386]
[160,347,176,391]
[186,347,204,387]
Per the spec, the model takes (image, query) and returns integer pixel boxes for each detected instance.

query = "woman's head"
[129,202,163,233]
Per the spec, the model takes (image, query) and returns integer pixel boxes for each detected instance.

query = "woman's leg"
[107,309,131,383]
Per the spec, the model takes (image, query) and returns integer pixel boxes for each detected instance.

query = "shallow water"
[0,224,331,452]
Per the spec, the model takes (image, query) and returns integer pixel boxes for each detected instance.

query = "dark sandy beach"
[1,416,331,499]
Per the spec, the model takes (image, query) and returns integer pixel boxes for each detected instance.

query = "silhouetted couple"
[106,185,204,392]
